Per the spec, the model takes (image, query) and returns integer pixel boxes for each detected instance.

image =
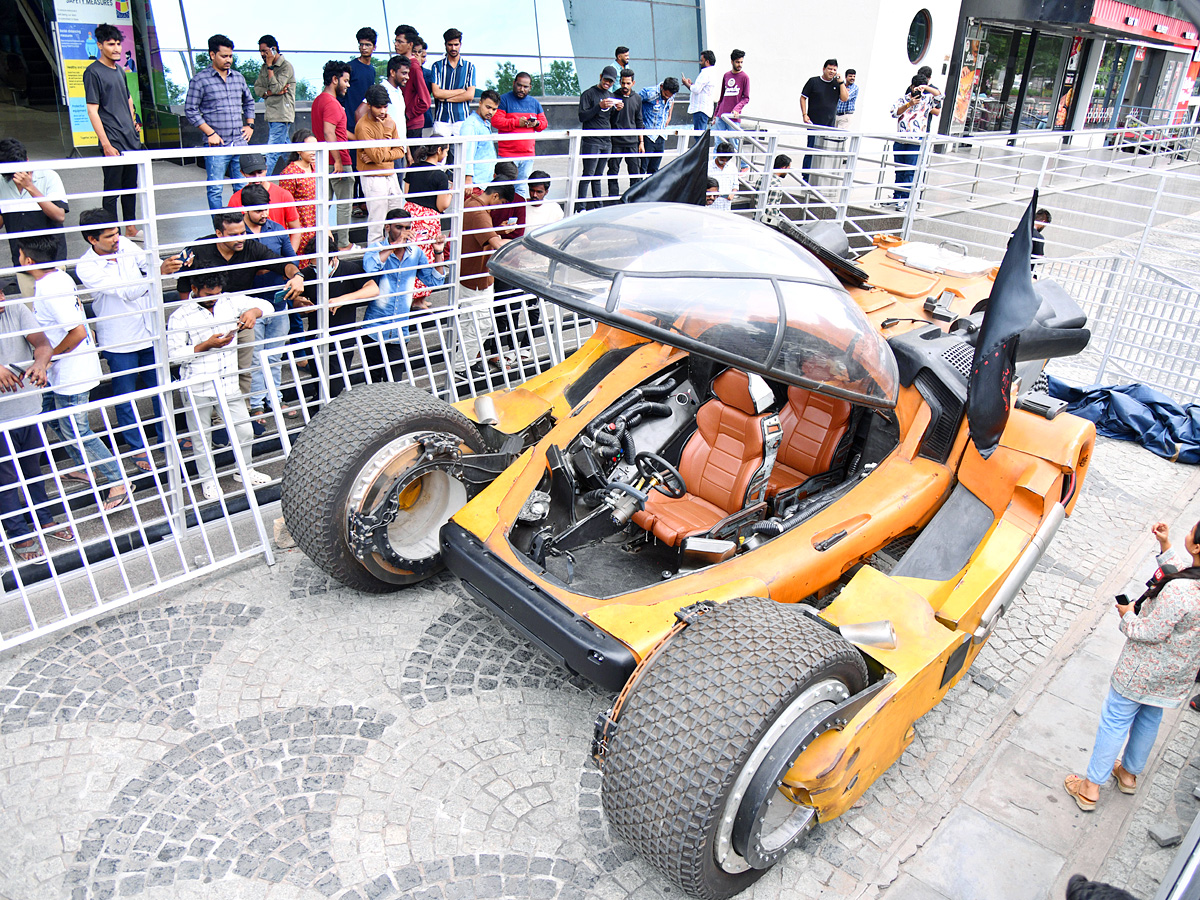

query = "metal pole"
[1109,46,1136,131]
[754,134,778,223]
[138,156,187,535]
[314,145,331,407]
[837,133,858,226]
[902,133,933,240]
[564,132,582,217]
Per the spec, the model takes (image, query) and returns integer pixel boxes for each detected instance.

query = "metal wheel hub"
[345,431,471,578]
[714,678,849,874]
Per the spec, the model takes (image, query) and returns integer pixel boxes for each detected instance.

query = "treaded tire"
[601,597,868,899]
[281,382,484,593]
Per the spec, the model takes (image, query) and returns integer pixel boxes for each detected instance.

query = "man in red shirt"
[228,153,303,251]
[491,72,547,195]
[310,60,354,249]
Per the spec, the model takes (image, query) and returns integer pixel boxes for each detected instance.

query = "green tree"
[487,61,518,95]
[542,60,580,97]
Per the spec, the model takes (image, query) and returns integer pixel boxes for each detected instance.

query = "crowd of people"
[0,23,975,567]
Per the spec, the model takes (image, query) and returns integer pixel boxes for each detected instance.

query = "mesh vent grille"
[915,370,964,463]
[941,341,975,380]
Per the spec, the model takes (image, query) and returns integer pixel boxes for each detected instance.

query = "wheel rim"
[345,431,471,582]
[714,677,849,874]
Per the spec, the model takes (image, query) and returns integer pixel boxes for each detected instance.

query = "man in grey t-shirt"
[0,285,73,560]
[84,23,143,239]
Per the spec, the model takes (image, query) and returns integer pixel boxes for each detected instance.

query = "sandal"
[1190,693,1200,712]
[45,523,75,543]
[178,438,194,452]
[64,470,93,486]
[132,452,152,473]
[1064,774,1097,811]
[103,488,132,512]
[12,538,44,562]
[1113,762,1137,794]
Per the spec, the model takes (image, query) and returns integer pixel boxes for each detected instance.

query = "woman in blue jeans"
[1065,520,1200,809]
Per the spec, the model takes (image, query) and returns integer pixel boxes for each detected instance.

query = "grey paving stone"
[906,807,1065,900]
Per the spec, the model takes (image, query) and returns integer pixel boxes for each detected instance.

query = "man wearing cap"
[577,66,619,211]
[228,153,302,250]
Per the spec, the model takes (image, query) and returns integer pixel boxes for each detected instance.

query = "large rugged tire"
[601,597,868,899]
[281,383,485,593]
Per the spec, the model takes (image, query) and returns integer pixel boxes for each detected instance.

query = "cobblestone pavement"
[1,436,1199,900]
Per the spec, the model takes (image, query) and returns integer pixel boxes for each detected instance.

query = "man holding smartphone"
[166,270,273,501]
[492,72,548,196]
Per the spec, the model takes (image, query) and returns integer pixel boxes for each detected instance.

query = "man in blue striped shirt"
[185,34,256,210]
[637,77,679,177]
[836,70,859,129]
[431,27,477,164]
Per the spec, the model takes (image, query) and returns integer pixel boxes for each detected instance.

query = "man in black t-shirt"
[799,59,849,178]
[176,211,306,393]
[84,24,144,239]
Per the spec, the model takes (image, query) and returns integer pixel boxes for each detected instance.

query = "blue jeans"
[692,111,710,133]
[512,157,533,197]
[249,310,291,408]
[893,140,919,200]
[204,151,245,211]
[46,391,123,486]
[265,122,292,177]
[1085,685,1164,783]
[713,116,739,152]
[102,347,161,451]
[0,425,61,539]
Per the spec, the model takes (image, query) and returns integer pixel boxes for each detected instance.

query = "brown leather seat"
[765,386,853,498]
[632,369,776,546]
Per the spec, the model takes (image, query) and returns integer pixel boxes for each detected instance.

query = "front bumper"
[440,522,637,692]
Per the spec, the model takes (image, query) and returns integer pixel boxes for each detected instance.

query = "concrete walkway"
[1,432,1199,900]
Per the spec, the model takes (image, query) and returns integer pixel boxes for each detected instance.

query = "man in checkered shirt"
[185,34,256,211]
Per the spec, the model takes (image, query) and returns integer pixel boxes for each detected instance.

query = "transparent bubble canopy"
[489,203,898,407]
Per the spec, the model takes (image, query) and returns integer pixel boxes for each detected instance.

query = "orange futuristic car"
[283,202,1095,899]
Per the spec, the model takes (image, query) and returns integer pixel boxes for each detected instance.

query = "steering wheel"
[635,451,686,499]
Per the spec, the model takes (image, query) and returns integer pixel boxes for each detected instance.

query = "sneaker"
[233,468,272,487]
[202,481,221,501]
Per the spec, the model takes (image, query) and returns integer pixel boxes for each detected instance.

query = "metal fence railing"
[0,378,273,652]
[2,115,1199,647]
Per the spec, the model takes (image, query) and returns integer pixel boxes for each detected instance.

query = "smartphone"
[1115,593,1130,606]
[177,248,194,265]
[505,216,518,226]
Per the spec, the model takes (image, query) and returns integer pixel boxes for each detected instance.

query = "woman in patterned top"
[1065,519,1200,810]
[278,129,318,266]
[404,199,442,311]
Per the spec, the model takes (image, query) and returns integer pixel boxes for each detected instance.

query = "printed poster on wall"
[53,0,143,148]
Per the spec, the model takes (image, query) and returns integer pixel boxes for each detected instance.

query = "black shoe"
[1190,694,1200,712]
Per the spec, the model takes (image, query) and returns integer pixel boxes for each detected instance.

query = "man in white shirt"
[166,269,273,501]
[0,138,69,297]
[525,171,563,229]
[19,234,129,511]
[683,50,720,135]
[709,142,737,212]
[76,208,183,472]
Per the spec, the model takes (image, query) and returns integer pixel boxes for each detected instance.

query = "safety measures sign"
[53,0,142,148]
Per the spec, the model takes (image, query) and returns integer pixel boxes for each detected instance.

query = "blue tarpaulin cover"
[1047,375,1200,464]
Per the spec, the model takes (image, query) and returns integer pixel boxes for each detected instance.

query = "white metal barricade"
[0,378,274,653]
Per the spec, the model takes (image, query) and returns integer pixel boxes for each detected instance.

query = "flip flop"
[103,489,132,512]
[12,538,44,562]
[178,438,193,452]
[1064,774,1097,811]
[64,470,93,486]
[126,229,145,242]
[1113,762,1137,795]
[46,524,75,543]
[132,452,152,472]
